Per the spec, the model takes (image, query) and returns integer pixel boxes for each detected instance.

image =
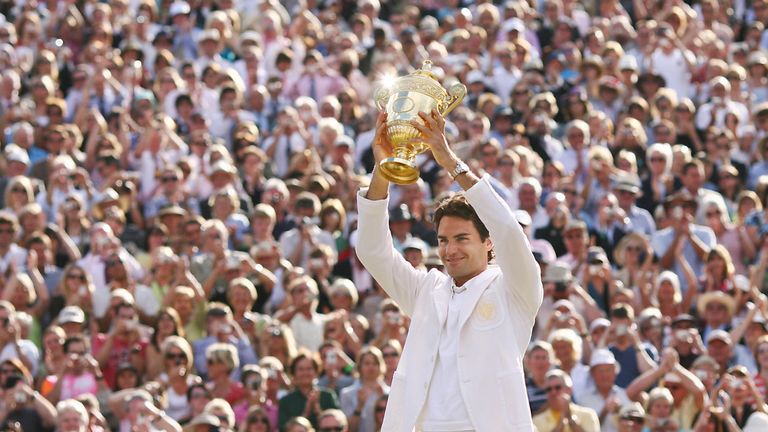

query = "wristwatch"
[450,161,470,179]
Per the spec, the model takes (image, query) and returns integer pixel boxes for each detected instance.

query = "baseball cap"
[563,219,587,234]
[466,70,485,84]
[169,1,191,17]
[589,349,618,369]
[402,237,428,256]
[543,262,573,283]
[589,317,611,332]
[4,144,29,165]
[58,306,85,325]
[706,329,732,345]
[619,402,645,421]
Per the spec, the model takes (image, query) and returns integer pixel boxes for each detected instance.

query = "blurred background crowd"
[5,0,768,431]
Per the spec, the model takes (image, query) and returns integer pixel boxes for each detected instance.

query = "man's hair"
[433,193,493,261]
[63,335,89,354]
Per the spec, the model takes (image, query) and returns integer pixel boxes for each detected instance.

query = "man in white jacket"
[356,109,543,431]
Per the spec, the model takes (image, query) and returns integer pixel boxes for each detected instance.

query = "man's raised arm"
[411,110,543,315]
[356,112,440,314]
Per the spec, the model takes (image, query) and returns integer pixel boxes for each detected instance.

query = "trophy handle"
[374,87,391,111]
[440,83,468,117]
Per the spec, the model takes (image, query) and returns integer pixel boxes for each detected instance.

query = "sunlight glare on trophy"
[378,72,398,91]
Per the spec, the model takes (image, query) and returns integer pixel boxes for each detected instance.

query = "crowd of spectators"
[8,0,768,431]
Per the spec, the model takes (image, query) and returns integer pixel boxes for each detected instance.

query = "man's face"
[437,216,490,284]
[403,249,424,268]
[293,357,317,387]
[545,377,569,405]
[616,189,636,208]
[704,301,728,323]
[563,229,586,254]
[707,339,731,363]
[525,349,551,375]
[59,410,85,432]
[590,364,616,388]
[518,185,537,209]
[46,132,64,153]
[682,165,704,191]
[0,222,13,247]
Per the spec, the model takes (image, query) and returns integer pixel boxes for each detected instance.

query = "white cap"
[466,70,485,84]
[590,348,617,368]
[4,144,29,165]
[589,317,611,332]
[706,329,733,345]
[58,306,85,324]
[618,55,639,71]
[552,299,576,313]
[209,160,237,176]
[196,29,221,44]
[169,1,191,17]
[501,17,525,34]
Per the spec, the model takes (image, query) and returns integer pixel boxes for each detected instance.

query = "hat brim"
[697,292,736,316]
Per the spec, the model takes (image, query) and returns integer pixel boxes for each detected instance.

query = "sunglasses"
[375,406,387,413]
[10,188,25,193]
[621,416,645,424]
[382,352,398,358]
[165,353,186,361]
[248,416,269,424]
[67,273,86,281]
[319,427,344,432]
[161,177,179,183]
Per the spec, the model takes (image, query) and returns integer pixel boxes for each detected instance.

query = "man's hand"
[372,112,393,165]
[410,109,456,170]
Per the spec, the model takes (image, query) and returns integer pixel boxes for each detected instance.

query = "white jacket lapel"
[457,266,502,329]
[432,278,452,327]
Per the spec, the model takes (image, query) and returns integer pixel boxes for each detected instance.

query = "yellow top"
[532,403,601,432]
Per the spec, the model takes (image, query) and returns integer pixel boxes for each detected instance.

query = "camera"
[554,282,568,293]
[13,391,26,405]
[616,324,629,336]
[2,375,23,390]
[247,376,262,390]
[588,264,601,276]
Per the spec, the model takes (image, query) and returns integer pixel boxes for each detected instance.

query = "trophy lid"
[411,60,440,82]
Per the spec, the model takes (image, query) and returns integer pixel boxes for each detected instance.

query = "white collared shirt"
[418,277,483,431]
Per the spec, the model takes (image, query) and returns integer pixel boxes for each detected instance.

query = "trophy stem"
[379,155,419,185]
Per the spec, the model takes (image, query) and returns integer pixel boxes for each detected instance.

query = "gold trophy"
[374,60,467,184]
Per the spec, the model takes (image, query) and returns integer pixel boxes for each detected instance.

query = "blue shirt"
[651,224,717,292]
[192,335,258,381]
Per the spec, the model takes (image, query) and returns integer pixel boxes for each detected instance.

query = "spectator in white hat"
[577,349,630,432]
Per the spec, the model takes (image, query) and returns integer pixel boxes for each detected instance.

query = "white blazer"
[357,175,543,432]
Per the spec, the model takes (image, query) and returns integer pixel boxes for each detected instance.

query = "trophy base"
[379,157,419,185]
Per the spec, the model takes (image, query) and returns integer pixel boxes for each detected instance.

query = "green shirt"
[278,387,340,430]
